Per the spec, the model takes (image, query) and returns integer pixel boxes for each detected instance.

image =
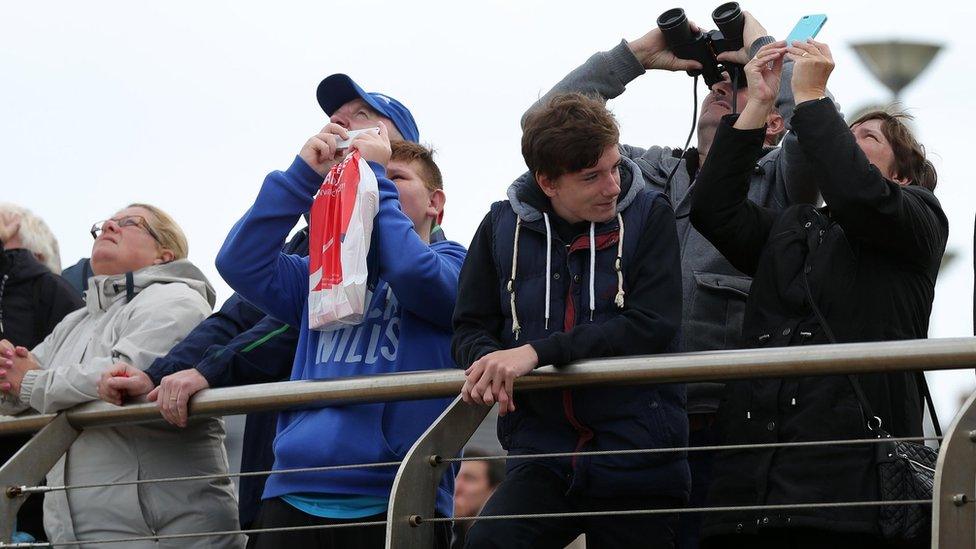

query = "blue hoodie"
[216,156,466,518]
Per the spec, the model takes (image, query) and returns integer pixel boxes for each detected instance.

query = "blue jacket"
[144,227,307,528]
[216,156,466,518]
[453,157,689,500]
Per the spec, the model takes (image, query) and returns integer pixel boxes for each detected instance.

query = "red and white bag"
[308,151,379,330]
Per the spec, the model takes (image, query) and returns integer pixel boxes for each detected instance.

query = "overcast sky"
[3,0,974,423]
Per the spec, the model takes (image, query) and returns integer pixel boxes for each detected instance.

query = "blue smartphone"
[786,14,828,46]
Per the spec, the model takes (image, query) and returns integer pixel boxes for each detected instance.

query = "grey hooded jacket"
[522,40,824,413]
[1,260,242,548]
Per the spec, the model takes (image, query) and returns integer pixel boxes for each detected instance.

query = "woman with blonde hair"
[0,203,241,548]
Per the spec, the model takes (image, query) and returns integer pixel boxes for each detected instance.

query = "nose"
[104,219,121,233]
[712,81,731,97]
[603,174,621,198]
[329,113,349,129]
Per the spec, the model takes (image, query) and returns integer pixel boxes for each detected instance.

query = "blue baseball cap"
[316,74,420,143]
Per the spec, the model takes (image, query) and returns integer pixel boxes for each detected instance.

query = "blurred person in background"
[452,447,505,549]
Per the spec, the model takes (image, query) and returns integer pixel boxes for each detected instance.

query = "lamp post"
[847,41,943,123]
[850,41,942,102]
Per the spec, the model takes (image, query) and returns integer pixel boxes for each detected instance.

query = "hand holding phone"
[786,14,827,46]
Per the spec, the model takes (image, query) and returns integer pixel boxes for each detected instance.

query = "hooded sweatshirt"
[216,156,466,518]
[0,260,241,548]
[452,157,689,500]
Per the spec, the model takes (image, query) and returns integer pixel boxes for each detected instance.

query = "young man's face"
[387,158,442,241]
[538,144,622,224]
[453,461,495,519]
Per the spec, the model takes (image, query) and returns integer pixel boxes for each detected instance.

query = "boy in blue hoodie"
[216,78,465,548]
[452,93,687,548]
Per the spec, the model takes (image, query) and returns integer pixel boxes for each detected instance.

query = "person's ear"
[427,189,446,220]
[891,173,912,186]
[764,112,785,144]
[536,173,558,198]
[155,249,176,264]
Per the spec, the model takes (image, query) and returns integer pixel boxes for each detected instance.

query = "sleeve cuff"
[749,36,776,58]
[720,113,767,137]
[608,40,647,85]
[19,369,43,409]
[530,337,565,368]
[195,352,230,388]
[794,96,834,114]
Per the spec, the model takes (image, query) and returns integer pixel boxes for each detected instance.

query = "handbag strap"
[801,267,941,438]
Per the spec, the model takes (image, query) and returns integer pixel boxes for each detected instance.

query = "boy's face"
[538,144,622,224]
[387,159,441,240]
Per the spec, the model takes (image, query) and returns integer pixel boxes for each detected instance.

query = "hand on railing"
[461,344,538,416]
[96,362,153,406]
[147,369,210,428]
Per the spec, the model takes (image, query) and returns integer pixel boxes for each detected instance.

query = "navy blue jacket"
[453,157,689,500]
[145,227,308,528]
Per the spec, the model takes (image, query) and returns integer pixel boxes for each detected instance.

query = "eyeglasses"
[90,215,162,244]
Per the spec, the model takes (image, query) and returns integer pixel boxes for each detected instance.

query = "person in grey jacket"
[520,11,825,548]
[0,204,241,548]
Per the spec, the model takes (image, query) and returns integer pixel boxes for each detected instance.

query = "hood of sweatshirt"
[85,259,216,314]
[505,154,645,222]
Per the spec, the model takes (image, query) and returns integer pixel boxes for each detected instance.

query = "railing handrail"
[2,336,974,436]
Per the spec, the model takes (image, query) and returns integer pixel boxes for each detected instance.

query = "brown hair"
[521,93,620,179]
[390,141,443,192]
[850,110,937,192]
[127,203,189,260]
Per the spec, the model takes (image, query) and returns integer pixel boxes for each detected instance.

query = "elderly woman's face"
[90,206,169,276]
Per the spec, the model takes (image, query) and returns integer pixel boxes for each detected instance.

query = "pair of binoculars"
[658,2,745,88]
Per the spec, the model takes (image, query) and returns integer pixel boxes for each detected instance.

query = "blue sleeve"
[145,293,266,385]
[216,156,320,327]
[194,315,298,387]
[367,161,466,330]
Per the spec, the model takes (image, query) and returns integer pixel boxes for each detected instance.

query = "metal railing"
[0,337,974,548]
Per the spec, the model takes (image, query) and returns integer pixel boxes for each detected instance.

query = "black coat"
[689,99,948,539]
[0,243,83,539]
[0,245,82,349]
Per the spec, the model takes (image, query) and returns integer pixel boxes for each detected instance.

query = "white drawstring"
[589,222,596,321]
[614,213,625,309]
[543,212,552,330]
[508,218,522,340]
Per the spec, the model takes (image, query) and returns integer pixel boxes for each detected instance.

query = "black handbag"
[848,373,940,543]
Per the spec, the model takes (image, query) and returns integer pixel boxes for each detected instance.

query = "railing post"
[932,389,976,548]
[0,414,80,542]
[386,397,491,548]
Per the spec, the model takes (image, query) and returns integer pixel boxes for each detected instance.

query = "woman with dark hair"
[690,40,947,548]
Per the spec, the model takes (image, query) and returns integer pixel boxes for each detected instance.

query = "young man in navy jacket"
[215,80,465,548]
[452,92,687,548]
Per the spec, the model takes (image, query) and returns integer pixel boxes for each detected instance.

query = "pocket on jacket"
[688,271,752,350]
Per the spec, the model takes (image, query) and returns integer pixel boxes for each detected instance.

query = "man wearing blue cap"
[214,74,464,548]
[99,75,454,546]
